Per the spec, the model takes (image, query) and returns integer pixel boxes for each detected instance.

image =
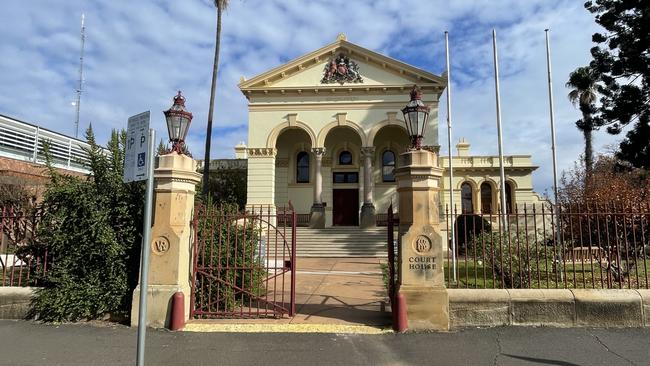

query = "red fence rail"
[191,203,296,318]
[444,201,649,289]
[1,205,49,287]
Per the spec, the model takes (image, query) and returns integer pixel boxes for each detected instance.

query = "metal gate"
[191,203,296,318]
[386,204,398,302]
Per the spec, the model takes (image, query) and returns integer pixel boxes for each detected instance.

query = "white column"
[361,147,375,204]
[245,148,277,208]
[360,146,376,228]
[312,147,325,205]
[309,148,326,228]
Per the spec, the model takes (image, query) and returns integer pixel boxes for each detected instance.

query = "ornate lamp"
[401,85,430,149]
[164,91,193,154]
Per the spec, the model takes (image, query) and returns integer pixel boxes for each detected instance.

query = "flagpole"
[444,31,457,284]
[492,29,508,231]
[544,29,564,280]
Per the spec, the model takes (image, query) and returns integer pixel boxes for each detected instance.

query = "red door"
[333,189,359,226]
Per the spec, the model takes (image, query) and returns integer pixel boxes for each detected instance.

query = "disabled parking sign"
[123,111,151,183]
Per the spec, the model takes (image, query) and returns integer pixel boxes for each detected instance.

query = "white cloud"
[0,0,623,193]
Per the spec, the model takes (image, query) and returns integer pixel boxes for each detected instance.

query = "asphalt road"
[1,320,648,366]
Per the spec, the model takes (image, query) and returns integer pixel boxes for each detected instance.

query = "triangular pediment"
[239,35,445,93]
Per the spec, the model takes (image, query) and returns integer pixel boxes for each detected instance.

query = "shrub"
[25,128,145,322]
[469,230,550,288]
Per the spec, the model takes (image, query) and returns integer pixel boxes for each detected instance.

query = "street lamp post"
[164,91,193,154]
[394,85,449,331]
[401,85,431,150]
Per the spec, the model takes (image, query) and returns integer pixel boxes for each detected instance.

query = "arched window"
[480,182,493,214]
[461,182,473,214]
[338,150,353,165]
[382,150,396,182]
[296,151,309,183]
[505,182,514,213]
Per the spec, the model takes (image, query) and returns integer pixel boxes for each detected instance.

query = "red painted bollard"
[392,292,408,333]
[169,292,185,331]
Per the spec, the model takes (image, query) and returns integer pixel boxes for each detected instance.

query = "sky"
[0,0,626,194]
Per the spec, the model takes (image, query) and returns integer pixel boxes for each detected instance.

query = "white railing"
[0,114,101,174]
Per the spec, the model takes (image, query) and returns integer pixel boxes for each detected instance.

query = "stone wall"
[448,289,650,328]
[0,287,36,319]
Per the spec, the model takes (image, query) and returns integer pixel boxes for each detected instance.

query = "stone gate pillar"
[395,148,449,331]
[130,153,201,328]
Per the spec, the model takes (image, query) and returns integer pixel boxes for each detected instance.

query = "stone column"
[130,153,201,328]
[309,147,326,228]
[245,148,276,210]
[360,146,376,228]
[395,148,449,331]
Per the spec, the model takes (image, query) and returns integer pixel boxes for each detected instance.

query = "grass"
[443,257,650,290]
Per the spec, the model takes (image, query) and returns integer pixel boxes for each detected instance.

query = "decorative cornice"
[243,85,444,100]
[248,101,438,112]
[247,148,277,157]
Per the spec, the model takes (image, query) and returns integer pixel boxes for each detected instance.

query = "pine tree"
[584,0,650,169]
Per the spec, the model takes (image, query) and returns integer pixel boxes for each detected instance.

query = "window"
[333,172,358,183]
[505,182,514,213]
[339,150,353,165]
[461,182,473,214]
[480,182,493,214]
[296,151,309,183]
[382,150,396,182]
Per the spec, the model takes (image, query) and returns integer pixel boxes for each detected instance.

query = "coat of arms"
[321,53,363,84]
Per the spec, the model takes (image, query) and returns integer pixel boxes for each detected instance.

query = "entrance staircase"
[292,227,388,257]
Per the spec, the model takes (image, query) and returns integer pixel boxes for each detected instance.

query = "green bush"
[25,128,144,322]
[205,167,247,210]
[468,230,550,288]
[193,201,266,313]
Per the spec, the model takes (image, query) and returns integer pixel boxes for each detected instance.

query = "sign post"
[124,111,155,366]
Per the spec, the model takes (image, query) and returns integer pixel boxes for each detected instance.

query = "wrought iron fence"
[191,203,296,318]
[1,205,49,286]
[443,202,649,289]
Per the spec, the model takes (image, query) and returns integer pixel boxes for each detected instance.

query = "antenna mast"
[74,13,85,138]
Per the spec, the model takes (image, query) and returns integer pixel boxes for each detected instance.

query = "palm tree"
[202,0,230,197]
[566,66,599,174]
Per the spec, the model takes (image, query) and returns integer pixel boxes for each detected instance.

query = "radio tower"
[74,13,86,138]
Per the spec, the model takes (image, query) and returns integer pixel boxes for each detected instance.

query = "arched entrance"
[324,126,363,226]
[371,124,409,217]
[275,127,313,216]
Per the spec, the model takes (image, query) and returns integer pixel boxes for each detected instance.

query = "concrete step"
[266,227,390,257]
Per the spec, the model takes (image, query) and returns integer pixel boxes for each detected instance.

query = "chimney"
[456,138,470,156]
[234,141,247,159]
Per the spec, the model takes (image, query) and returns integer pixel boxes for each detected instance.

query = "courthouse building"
[236,34,545,230]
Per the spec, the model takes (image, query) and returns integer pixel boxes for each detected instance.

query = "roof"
[238,34,446,98]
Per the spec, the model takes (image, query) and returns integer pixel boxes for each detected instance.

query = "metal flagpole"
[492,29,508,232]
[444,31,457,283]
[544,29,564,281]
[136,128,155,366]
[74,13,86,138]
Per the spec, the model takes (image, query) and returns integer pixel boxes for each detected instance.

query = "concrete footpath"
[187,257,391,332]
[1,320,649,365]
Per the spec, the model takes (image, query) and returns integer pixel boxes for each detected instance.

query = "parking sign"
[124,111,151,183]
